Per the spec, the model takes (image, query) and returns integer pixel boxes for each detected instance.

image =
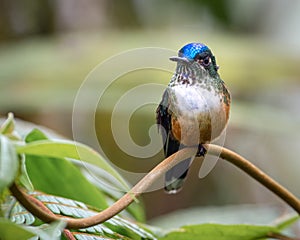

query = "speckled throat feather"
[168,62,230,107]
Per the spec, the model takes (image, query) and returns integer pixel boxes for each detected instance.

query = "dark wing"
[156,89,191,194]
[156,90,180,156]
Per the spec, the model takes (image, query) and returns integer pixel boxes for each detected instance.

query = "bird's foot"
[196,144,207,157]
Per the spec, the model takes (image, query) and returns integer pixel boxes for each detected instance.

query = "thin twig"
[63,229,76,240]
[268,232,299,240]
[10,145,300,229]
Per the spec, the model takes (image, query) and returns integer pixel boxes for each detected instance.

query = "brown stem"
[14,186,76,239]
[10,145,300,229]
[10,147,196,229]
[205,144,300,215]
[268,232,299,240]
[63,229,76,240]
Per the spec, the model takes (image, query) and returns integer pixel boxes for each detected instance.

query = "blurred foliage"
[182,0,231,27]
[1,0,296,41]
[0,30,299,111]
[0,0,55,41]
[107,0,142,29]
[0,218,35,240]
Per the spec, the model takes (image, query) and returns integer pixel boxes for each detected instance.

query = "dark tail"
[164,157,193,194]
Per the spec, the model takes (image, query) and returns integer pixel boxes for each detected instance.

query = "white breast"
[168,85,227,145]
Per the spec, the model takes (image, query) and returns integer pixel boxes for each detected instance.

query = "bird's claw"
[196,144,207,157]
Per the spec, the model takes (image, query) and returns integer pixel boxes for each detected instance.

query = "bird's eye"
[201,56,211,67]
[195,55,211,67]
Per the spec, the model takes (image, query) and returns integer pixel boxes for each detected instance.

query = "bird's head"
[170,43,219,78]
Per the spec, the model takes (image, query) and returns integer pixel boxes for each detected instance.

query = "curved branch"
[10,147,196,229]
[205,144,300,214]
[10,145,300,229]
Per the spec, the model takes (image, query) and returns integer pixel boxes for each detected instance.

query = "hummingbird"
[156,42,231,194]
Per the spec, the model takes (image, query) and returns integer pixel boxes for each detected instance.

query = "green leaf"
[159,224,279,240]
[16,140,129,191]
[27,220,66,240]
[0,113,15,135]
[26,155,108,209]
[25,128,48,143]
[19,154,34,191]
[9,199,35,225]
[104,216,156,240]
[72,232,117,239]
[276,214,300,230]
[22,128,50,190]
[149,204,281,228]
[0,135,19,194]
[71,159,145,222]
[0,218,35,239]
[8,192,156,240]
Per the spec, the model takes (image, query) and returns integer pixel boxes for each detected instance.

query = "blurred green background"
[1,0,300,223]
